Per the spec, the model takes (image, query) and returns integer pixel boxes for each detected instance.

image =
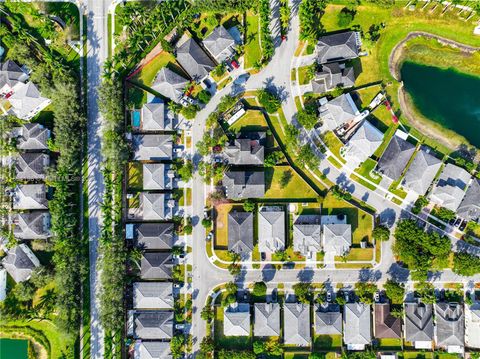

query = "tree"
[252,281,267,298]
[384,279,405,304]
[198,89,212,104]
[433,206,456,222]
[13,281,36,302]
[354,282,377,304]
[309,354,326,359]
[373,225,390,242]
[299,0,327,42]
[337,6,356,27]
[452,252,480,276]
[416,281,436,304]
[225,281,238,295]
[201,218,212,228]
[293,282,313,303]
[221,293,236,307]
[181,104,200,120]
[265,150,283,167]
[257,88,281,113]
[297,144,319,169]
[200,336,215,355]
[265,337,283,355]
[285,124,300,149]
[214,63,226,77]
[297,108,318,130]
[201,305,214,322]
[170,335,184,359]
[177,159,194,182]
[243,199,255,212]
[253,341,265,355]
[228,262,241,277]
[412,196,428,214]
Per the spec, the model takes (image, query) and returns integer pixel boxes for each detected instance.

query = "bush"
[201,218,212,228]
[384,279,405,304]
[452,252,480,276]
[181,104,200,119]
[433,206,456,222]
[252,281,267,297]
[412,195,428,214]
[372,225,390,242]
[297,144,319,169]
[264,150,284,167]
[197,89,212,104]
[243,199,255,212]
[296,107,318,130]
[257,88,281,113]
[337,6,356,27]
[293,282,313,303]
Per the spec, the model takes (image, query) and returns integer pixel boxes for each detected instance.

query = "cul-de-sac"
[1,1,480,359]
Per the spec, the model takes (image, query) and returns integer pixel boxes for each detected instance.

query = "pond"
[0,338,28,359]
[400,61,480,148]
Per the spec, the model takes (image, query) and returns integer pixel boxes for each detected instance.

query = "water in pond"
[400,61,480,148]
[0,338,28,359]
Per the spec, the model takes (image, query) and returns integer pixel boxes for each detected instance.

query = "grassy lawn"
[214,203,238,248]
[297,66,312,85]
[322,132,345,164]
[264,166,318,200]
[373,124,398,159]
[130,51,179,88]
[350,174,376,191]
[335,247,374,262]
[127,162,143,190]
[244,11,262,69]
[214,307,252,350]
[377,338,402,350]
[127,83,148,108]
[389,180,408,199]
[354,158,382,185]
[401,352,434,359]
[294,96,302,111]
[313,334,342,351]
[230,109,268,132]
[322,193,373,245]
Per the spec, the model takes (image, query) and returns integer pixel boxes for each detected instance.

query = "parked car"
[374,292,380,303]
[460,220,467,231]
[261,252,266,261]
[206,231,213,241]
[326,291,332,302]
[230,59,239,69]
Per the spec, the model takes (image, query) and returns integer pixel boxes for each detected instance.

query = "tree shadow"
[297,267,314,282]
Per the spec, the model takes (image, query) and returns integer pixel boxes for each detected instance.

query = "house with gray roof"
[224,303,251,336]
[9,82,51,120]
[458,178,480,222]
[342,120,384,167]
[176,37,215,81]
[402,148,442,196]
[15,123,50,151]
[0,60,29,95]
[141,102,172,131]
[430,163,470,211]
[312,62,355,94]
[132,134,172,161]
[12,184,48,210]
[319,93,360,131]
[322,223,351,257]
[404,302,434,349]
[434,302,464,352]
[228,211,254,255]
[2,244,40,283]
[344,303,371,350]
[258,207,285,255]
[224,137,264,165]
[465,303,480,349]
[134,311,173,340]
[283,303,311,346]
[134,341,172,359]
[133,282,173,309]
[151,67,189,104]
[135,223,173,250]
[293,215,321,259]
[223,171,265,199]
[376,134,416,181]
[374,303,402,339]
[203,25,236,63]
[137,192,173,220]
[315,303,342,336]
[140,252,173,280]
[13,211,51,240]
[15,153,49,180]
[142,163,174,190]
[254,303,280,337]
[316,31,361,64]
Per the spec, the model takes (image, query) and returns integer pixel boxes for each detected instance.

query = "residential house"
[374,303,402,339]
[12,184,48,210]
[134,341,172,359]
[376,133,416,181]
[141,102,172,131]
[15,123,50,151]
[133,282,173,310]
[9,82,51,120]
[435,302,464,353]
[176,37,215,82]
[224,303,251,336]
[0,60,29,96]
[203,25,236,63]
[318,93,360,131]
[1,244,40,283]
[138,192,173,221]
[404,302,434,349]
[465,303,480,349]
[12,211,51,240]
[322,223,352,257]
[224,135,265,165]
[402,148,442,196]
[344,303,371,350]
[457,178,480,222]
[228,211,254,255]
[134,311,173,340]
[430,163,471,211]
[293,215,321,259]
[140,252,173,280]
[316,31,361,64]
[143,163,174,190]
[283,303,311,346]
[15,153,49,180]
[135,223,173,250]
[151,67,189,104]
[258,207,285,255]
[223,171,265,199]
[254,303,281,337]
[312,63,355,94]
[132,134,173,161]
[342,120,384,167]
[315,303,342,336]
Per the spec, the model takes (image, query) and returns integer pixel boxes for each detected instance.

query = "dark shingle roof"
[223,171,265,199]
[134,311,173,339]
[136,223,173,250]
[312,62,355,94]
[140,252,173,280]
[377,135,416,180]
[316,31,360,64]
[13,211,51,240]
[458,178,480,222]
[12,184,48,210]
[228,211,254,254]
[224,138,264,165]
[176,38,215,81]
[2,244,40,282]
[374,303,402,339]
[435,302,465,348]
[0,60,28,88]
[15,153,49,180]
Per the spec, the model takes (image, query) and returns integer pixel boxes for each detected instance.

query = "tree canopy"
[452,252,480,276]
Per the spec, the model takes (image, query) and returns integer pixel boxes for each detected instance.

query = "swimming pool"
[131,110,141,127]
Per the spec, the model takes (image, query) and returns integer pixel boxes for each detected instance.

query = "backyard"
[313,334,342,351]
[264,166,318,200]
[214,307,252,350]
[244,11,262,69]
[230,109,269,132]
[214,203,237,248]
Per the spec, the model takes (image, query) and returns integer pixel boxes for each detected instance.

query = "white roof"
[465,304,480,349]
[133,282,173,309]
[343,120,384,166]
[0,268,6,301]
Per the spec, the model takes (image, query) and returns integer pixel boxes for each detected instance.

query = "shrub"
[337,6,356,27]
[412,195,428,214]
[252,281,267,297]
[243,199,255,212]
[296,107,318,130]
[372,225,390,242]
[197,89,212,104]
[452,251,480,276]
[181,104,200,119]
[257,88,281,113]
[264,150,284,167]
[384,279,405,304]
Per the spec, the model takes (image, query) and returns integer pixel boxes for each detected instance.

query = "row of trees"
[258,0,274,62]
[299,0,327,42]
